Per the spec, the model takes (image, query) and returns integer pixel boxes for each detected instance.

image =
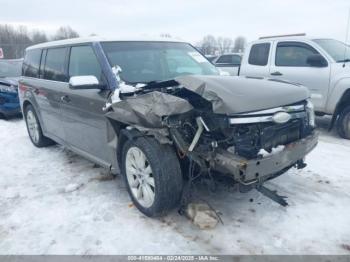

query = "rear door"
[239,42,272,77]
[269,41,331,110]
[60,45,112,165]
[31,47,68,141]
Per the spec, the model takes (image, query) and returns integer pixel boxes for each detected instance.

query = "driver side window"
[69,45,103,80]
[275,42,320,67]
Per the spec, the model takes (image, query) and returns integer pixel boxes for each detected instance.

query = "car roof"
[251,35,324,44]
[253,36,314,43]
[26,36,188,51]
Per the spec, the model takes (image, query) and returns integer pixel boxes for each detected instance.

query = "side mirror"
[306,54,328,67]
[69,76,105,89]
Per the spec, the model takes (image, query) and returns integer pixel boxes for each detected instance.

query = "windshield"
[313,39,350,62]
[101,41,219,84]
[0,60,22,78]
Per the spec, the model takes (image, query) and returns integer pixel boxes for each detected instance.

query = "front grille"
[260,120,301,151]
[233,117,310,159]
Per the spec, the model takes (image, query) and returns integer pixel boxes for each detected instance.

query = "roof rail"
[259,33,306,40]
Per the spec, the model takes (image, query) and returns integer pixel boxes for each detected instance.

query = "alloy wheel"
[26,110,40,144]
[125,147,155,208]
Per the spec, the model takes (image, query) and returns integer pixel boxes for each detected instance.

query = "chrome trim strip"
[234,104,305,116]
[230,111,306,124]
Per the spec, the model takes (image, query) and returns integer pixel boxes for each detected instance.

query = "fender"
[326,77,350,114]
[326,77,350,130]
[19,82,47,135]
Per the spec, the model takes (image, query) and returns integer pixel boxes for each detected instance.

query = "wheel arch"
[329,88,350,131]
[106,117,142,166]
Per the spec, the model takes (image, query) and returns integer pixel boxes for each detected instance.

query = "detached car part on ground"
[105,74,318,215]
[19,38,318,217]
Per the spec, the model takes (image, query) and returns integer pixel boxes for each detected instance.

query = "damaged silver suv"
[19,37,318,217]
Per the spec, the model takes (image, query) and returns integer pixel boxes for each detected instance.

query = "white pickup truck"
[236,34,350,139]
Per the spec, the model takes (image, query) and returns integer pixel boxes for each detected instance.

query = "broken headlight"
[0,84,18,93]
[306,99,315,127]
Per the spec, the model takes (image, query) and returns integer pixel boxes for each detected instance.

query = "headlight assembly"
[0,85,18,93]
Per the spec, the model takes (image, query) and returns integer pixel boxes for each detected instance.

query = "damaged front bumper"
[212,131,318,184]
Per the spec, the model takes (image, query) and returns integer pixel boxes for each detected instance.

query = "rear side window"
[216,55,232,63]
[248,43,270,66]
[23,49,42,78]
[275,42,319,67]
[44,47,68,82]
[69,46,102,79]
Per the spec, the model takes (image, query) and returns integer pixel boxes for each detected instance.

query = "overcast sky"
[1,0,350,44]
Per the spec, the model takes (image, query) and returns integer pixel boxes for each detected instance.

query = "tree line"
[0,24,247,59]
[196,35,247,55]
[0,24,79,59]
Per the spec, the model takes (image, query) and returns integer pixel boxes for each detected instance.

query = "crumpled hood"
[175,75,310,114]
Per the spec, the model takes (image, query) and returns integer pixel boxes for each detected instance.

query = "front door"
[269,41,331,111]
[60,45,112,166]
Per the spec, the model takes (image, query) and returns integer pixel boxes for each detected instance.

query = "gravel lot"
[0,116,349,255]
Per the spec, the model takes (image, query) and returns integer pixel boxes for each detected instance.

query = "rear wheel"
[24,104,55,147]
[337,105,350,139]
[121,136,183,217]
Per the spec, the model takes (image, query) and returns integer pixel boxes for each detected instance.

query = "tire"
[24,104,55,147]
[121,136,183,217]
[337,105,350,139]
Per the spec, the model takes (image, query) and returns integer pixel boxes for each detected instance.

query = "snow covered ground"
[0,116,349,255]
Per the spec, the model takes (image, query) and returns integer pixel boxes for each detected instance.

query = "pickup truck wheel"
[24,104,55,147]
[121,136,183,217]
[337,105,350,139]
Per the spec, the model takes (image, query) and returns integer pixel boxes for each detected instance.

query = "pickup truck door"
[269,41,331,110]
[239,42,272,77]
[59,45,112,166]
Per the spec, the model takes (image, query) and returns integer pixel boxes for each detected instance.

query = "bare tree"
[217,37,234,54]
[31,30,48,45]
[160,33,172,38]
[198,35,217,55]
[0,24,32,58]
[53,26,79,40]
[233,36,247,53]
[0,24,81,59]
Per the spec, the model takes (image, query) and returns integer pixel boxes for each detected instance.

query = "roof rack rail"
[259,33,306,40]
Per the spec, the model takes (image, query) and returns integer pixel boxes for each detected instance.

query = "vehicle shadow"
[0,113,23,121]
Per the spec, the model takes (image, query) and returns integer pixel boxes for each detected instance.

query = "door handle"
[60,95,71,103]
[270,71,283,76]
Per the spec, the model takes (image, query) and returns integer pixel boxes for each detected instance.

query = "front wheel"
[337,105,350,139]
[121,136,183,217]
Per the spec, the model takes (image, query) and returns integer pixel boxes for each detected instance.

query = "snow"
[0,116,350,254]
[258,145,285,158]
[69,76,99,86]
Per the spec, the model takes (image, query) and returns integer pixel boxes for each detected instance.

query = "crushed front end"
[106,75,318,205]
[167,101,318,185]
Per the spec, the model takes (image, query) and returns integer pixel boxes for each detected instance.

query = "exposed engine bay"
[105,74,318,205]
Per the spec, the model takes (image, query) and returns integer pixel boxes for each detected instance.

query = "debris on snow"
[185,203,220,229]
[64,183,84,193]
[89,174,116,182]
